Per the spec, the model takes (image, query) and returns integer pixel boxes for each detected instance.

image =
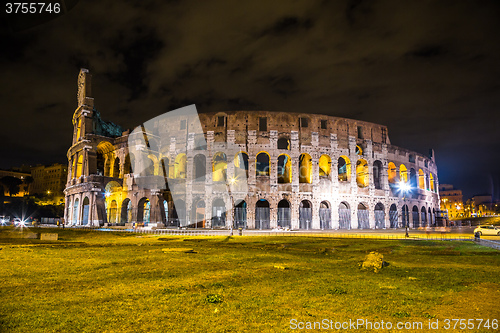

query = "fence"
[70,226,475,241]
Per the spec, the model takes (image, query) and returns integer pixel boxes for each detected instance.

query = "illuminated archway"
[277,154,292,183]
[81,197,90,225]
[399,164,408,183]
[356,145,363,155]
[212,152,227,182]
[175,153,187,179]
[123,154,132,174]
[319,155,331,177]
[256,152,270,176]
[356,159,369,188]
[357,203,369,229]
[418,169,425,189]
[299,153,312,183]
[338,156,351,182]
[108,200,118,224]
[388,162,397,184]
[430,173,435,192]
[76,155,83,178]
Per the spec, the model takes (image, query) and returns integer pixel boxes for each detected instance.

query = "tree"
[0,176,23,196]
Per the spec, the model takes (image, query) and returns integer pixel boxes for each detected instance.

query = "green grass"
[1,227,499,332]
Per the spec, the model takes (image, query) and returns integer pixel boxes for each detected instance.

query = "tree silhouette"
[0,176,23,196]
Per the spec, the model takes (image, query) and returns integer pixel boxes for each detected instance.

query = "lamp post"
[399,181,411,238]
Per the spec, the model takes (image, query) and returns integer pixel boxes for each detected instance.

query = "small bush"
[205,294,223,304]
[361,251,386,273]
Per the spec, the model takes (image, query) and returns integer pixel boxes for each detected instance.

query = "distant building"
[30,163,68,204]
[469,194,496,217]
[0,168,31,197]
[439,184,464,219]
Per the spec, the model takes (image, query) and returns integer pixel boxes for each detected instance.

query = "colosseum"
[64,69,441,230]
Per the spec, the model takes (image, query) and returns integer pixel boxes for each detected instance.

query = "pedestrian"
[57,220,60,228]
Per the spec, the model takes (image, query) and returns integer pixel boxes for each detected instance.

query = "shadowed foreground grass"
[1,227,499,332]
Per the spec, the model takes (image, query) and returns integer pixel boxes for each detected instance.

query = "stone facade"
[64,69,440,229]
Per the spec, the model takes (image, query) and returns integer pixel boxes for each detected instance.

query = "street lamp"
[398,181,411,238]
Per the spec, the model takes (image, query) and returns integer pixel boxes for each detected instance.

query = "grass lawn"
[1,227,499,332]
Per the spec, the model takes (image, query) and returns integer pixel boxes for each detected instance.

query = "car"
[473,225,500,236]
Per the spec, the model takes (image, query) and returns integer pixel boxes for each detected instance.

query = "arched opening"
[399,164,408,183]
[356,145,363,155]
[418,169,425,189]
[234,152,249,179]
[431,208,435,226]
[113,157,120,178]
[146,154,158,176]
[402,205,409,228]
[299,200,312,229]
[104,158,111,177]
[430,173,435,192]
[175,153,187,179]
[412,205,420,228]
[410,168,417,189]
[338,156,351,182]
[212,198,226,228]
[277,199,291,228]
[338,202,351,230]
[190,198,205,228]
[81,197,90,225]
[108,200,118,224]
[137,198,150,225]
[121,198,131,224]
[255,199,270,230]
[373,160,383,189]
[277,137,290,150]
[76,155,83,178]
[374,203,385,229]
[212,152,227,182]
[299,153,312,184]
[319,155,331,178]
[256,152,270,176]
[277,154,292,183]
[72,198,79,225]
[389,204,398,228]
[421,206,427,227]
[319,201,331,229]
[357,203,369,229]
[96,152,104,176]
[123,154,132,175]
[356,159,369,188]
[193,154,206,182]
[388,162,397,184]
[234,200,247,229]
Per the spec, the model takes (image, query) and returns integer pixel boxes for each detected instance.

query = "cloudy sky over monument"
[0,0,499,199]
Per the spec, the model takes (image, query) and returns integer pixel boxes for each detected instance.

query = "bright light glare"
[398,181,411,193]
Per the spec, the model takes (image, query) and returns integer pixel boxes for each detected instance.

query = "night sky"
[1,0,499,200]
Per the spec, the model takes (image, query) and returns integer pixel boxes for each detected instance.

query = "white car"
[473,225,500,236]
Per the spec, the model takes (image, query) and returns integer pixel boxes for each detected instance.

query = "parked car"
[473,225,500,236]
